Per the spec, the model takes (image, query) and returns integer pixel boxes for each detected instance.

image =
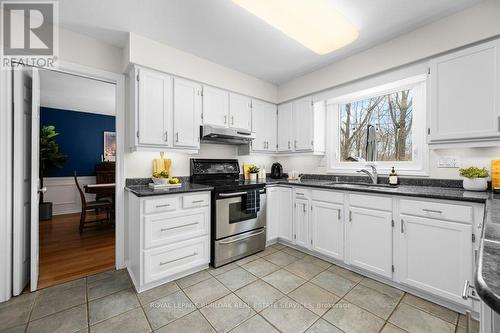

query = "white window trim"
[326,74,429,176]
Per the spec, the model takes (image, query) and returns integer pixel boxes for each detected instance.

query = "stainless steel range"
[190,159,266,267]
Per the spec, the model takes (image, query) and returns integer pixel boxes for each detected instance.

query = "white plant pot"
[463,178,487,191]
[249,173,257,181]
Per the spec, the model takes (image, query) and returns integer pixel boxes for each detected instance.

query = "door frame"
[0,69,13,302]
[46,61,126,270]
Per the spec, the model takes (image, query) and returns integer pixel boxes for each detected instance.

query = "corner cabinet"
[202,85,229,128]
[428,39,500,144]
[173,78,202,149]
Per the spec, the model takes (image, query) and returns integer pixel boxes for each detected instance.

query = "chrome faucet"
[357,165,378,184]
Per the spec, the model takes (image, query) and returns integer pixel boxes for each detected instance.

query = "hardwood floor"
[38,212,115,289]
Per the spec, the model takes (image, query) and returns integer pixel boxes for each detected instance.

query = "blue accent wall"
[40,107,115,177]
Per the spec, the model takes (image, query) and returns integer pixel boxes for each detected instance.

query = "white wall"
[126,33,278,103]
[125,145,276,178]
[44,176,97,215]
[59,28,123,74]
[277,0,500,103]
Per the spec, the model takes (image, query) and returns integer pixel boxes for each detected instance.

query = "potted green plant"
[248,165,260,181]
[459,166,489,191]
[40,125,66,220]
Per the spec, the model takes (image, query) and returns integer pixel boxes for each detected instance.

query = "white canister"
[463,178,488,191]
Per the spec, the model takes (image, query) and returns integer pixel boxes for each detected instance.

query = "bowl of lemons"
[152,170,170,185]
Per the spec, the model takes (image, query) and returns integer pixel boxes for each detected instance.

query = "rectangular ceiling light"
[232,0,358,55]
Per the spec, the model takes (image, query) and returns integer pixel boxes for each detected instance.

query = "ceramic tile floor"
[0,243,480,333]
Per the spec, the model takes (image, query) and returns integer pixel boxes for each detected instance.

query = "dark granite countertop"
[475,193,500,314]
[126,182,213,196]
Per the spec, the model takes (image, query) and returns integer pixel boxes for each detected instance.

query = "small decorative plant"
[248,165,260,174]
[459,166,489,192]
[459,167,489,179]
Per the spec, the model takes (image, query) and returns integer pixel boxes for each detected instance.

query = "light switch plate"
[437,156,459,168]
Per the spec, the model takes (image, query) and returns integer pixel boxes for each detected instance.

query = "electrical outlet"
[437,156,459,168]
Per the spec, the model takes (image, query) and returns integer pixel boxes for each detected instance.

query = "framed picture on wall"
[104,131,116,162]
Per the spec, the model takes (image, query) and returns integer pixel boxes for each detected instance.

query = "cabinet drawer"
[144,209,209,249]
[400,199,472,223]
[349,193,392,211]
[143,236,209,284]
[144,197,178,214]
[183,193,210,209]
[311,190,343,204]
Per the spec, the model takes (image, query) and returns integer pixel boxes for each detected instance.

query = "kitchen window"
[327,75,428,175]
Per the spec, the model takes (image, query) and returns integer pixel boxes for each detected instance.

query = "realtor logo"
[1,1,58,68]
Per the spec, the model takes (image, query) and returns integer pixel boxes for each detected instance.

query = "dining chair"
[74,171,113,233]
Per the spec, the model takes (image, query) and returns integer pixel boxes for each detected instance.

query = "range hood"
[200,125,256,145]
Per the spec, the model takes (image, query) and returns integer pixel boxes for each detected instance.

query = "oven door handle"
[218,229,265,245]
[218,191,248,198]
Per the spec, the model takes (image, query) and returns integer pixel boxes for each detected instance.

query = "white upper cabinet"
[278,102,293,152]
[429,39,500,143]
[252,100,277,152]
[173,77,202,149]
[229,93,252,131]
[398,214,473,306]
[137,68,172,146]
[292,96,314,151]
[202,85,229,128]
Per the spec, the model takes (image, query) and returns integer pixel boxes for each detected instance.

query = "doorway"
[11,63,125,295]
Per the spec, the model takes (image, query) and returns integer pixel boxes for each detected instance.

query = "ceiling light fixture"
[232,0,358,55]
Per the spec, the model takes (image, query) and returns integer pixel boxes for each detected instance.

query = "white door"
[429,39,500,141]
[252,100,276,152]
[278,103,293,152]
[398,215,473,306]
[30,68,40,292]
[294,197,310,249]
[12,69,32,295]
[311,201,344,260]
[293,97,313,151]
[202,85,228,128]
[278,187,294,243]
[266,187,279,242]
[347,207,393,278]
[138,68,172,146]
[229,93,251,130]
[173,78,201,149]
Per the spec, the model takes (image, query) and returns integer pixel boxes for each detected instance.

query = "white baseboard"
[43,176,96,215]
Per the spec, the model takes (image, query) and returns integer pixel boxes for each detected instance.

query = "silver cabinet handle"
[338,210,341,220]
[422,209,442,214]
[224,115,227,124]
[349,210,352,222]
[296,192,305,196]
[303,204,306,213]
[160,222,198,232]
[288,141,291,149]
[191,200,205,203]
[219,191,247,197]
[164,131,168,142]
[294,140,297,149]
[401,219,404,233]
[219,229,265,245]
[231,116,234,125]
[175,132,179,142]
[156,204,171,208]
[159,252,197,266]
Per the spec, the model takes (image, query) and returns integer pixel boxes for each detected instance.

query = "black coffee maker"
[271,163,283,179]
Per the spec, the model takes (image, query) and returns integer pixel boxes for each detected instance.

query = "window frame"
[326,75,429,176]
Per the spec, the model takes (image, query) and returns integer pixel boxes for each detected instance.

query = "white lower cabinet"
[267,186,293,243]
[398,214,473,306]
[347,206,393,279]
[126,191,211,292]
[294,195,310,249]
[311,200,344,260]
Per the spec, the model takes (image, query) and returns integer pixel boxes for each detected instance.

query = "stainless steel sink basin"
[325,182,398,190]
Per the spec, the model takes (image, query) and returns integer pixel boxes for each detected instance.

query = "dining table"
[84,183,116,220]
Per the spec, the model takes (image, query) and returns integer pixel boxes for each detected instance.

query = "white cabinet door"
[266,187,279,242]
[229,93,251,130]
[278,102,293,152]
[311,201,344,261]
[173,78,202,149]
[398,214,473,306]
[138,68,172,146]
[429,39,500,142]
[293,97,314,151]
[294,197,310,249]
[278,187,294,243]
[347,207,393,278]
[202,85,229,128]
[252,100,277,152]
